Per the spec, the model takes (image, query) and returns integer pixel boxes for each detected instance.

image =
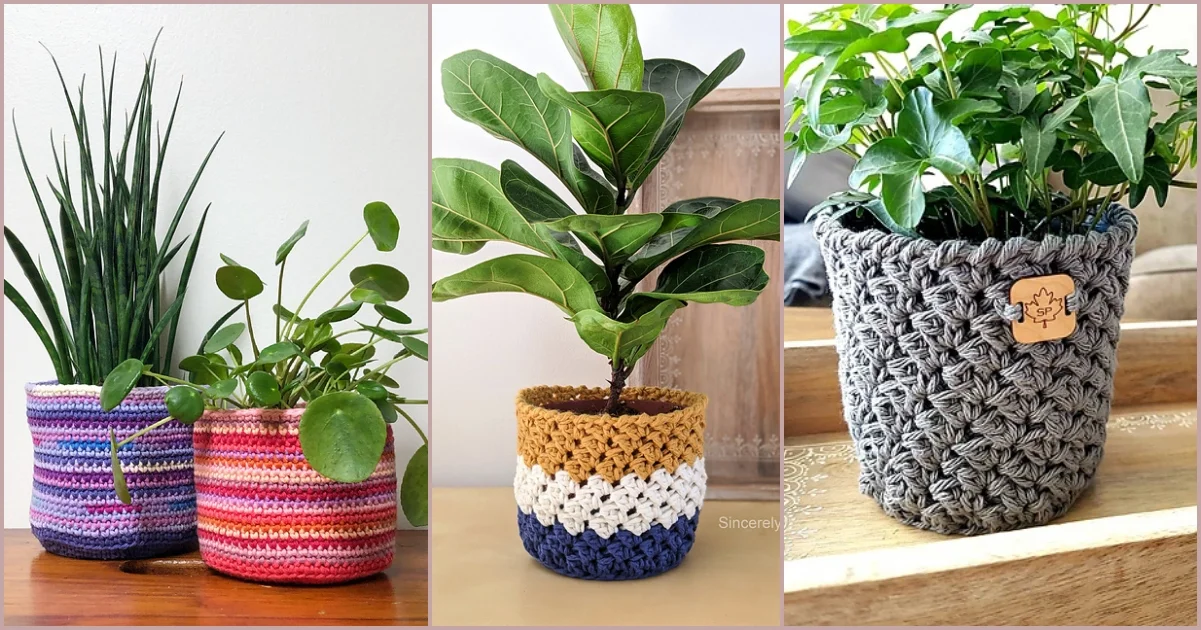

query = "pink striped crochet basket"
[192,408,396,584]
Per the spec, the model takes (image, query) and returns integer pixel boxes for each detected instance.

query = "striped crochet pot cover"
[193,408,396,585]
[27,382,198,560]
[514,385,707,580]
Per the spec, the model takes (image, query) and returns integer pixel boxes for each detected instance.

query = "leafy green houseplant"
[8,37,220,560]
[432,4,779,580]
[785,4,1195,535]
[100,203,428,583]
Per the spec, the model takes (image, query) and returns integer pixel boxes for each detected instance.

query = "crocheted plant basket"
[514,385,708,580]
[815,203,1138,535]
[192,408,396,584]
[27,382,197,560]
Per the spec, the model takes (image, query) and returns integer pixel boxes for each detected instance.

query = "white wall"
[3,4,429,527]
[431,4,780,487]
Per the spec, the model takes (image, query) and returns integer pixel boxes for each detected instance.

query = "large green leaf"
[532,223,610,293]
[1087,76,1152,182]
[544,213,663,266]
[431,158,551,255]
[1121,50,1196,81]
[549,4,643,91]
[955,48,1002,93]
[881,171,926,229]
[400,444,429,527]
[431,254,601,315]
[935,98,1002,124]
[571,299,683,365]
[499,160,576,222]
[897,87,977,175]
[538,76,665,187]
[1128,155,1172,207]
[632,50,744,191]
[623,198,780,284]
[628,244,769,308]
[849,137,925,188]
[1021,119,1056,176]
[441,50,614,215]
[299,392,386,483]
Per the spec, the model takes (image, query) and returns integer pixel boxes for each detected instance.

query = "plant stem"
[117,415,174,448]
[604,359,633,416]
[243,300,260,358]
[395,404,428,444]
[282,231,368,339]
[932,35,959,100]
[148,371,197,387]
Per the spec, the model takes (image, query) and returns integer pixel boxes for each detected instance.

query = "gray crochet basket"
[815,203,1138,535]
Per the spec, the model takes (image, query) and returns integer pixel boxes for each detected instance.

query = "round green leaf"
[400,336,429,361]
[100,359,146,411]
[256,341,300,365]
[219,254,241,267]
[246,371,282,407]
[401,444,428,527]
[374,304,412,325]
[215,265,264,300]
[349,264,409,301]
[207,379,238,400]
[275,220,310,265]
[350,288,386,305]
[375,399,398,423]
[165,386,205,424]
[109,429,131,505]
[357,380,389,401]
[299,392,387,482]
[203,322,246,354]
[316,302,363,325]
[363,201,399,252]
[273,303,299,322]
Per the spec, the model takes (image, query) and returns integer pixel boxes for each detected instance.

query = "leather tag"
[1010,274,1077,343]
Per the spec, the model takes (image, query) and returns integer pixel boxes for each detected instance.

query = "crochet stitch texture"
[27,382,197,560]
[815,204,1137,535]
[193,408,396,584]
[514,385,707,580]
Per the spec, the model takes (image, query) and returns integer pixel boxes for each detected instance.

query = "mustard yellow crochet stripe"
[515,385,707,484]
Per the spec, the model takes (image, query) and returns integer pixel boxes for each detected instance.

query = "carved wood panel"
[632,88,782,500]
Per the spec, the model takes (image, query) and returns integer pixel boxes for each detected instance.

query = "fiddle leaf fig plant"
[432,3,781,416]
[786,3,1197,241]
[100,202,429,526]
[5,34,220,386]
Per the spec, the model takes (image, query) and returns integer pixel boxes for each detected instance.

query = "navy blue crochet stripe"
[517,509,699,581]
[32,526,197,560]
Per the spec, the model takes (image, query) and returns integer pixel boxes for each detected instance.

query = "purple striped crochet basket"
[27,382,198,559]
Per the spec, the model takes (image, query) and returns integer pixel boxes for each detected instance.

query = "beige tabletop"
[431,487,780,626]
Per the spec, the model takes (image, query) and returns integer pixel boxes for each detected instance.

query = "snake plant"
[5,34,221,385]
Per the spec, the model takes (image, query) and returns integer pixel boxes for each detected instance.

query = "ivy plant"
[5,35,220,386]
[786,4,1197,241]
[431,3,780,415]
[100,203,429,527]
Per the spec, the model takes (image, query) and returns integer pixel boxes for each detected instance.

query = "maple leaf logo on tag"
[1024,287,1064,328]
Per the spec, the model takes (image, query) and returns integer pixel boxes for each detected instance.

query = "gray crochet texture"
[815,205,1137,535]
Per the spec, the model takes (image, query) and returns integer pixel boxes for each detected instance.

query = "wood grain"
[633,87,783,496]
[782,406,1198,625]
[784,319,1198,436]
[783,405,1197,560]
[3,530,427,625]
[430,488,781,626]
[784,507,1197,626]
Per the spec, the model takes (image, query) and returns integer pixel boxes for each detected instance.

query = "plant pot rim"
[816,200,1137,256]
[516,385,707,420]
[26,380,168,395]
[198,407,306,422]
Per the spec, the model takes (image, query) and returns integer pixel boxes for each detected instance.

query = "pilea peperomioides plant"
[786,3,1197,241]
[100,202,429,526]
[432,4,781,415]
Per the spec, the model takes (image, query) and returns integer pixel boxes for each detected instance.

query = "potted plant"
[5,37,220,559]
[100,202,429,584]
[432,3,780,580]
[787,4,1196,534]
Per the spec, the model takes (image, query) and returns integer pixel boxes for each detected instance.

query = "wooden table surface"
[3,529,428,626]
[431,488,781,626]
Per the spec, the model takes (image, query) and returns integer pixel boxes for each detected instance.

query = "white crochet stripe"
[513,456,706,539]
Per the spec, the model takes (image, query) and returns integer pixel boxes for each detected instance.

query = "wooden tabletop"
[3,529,428,626]
[431,488,781,626]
